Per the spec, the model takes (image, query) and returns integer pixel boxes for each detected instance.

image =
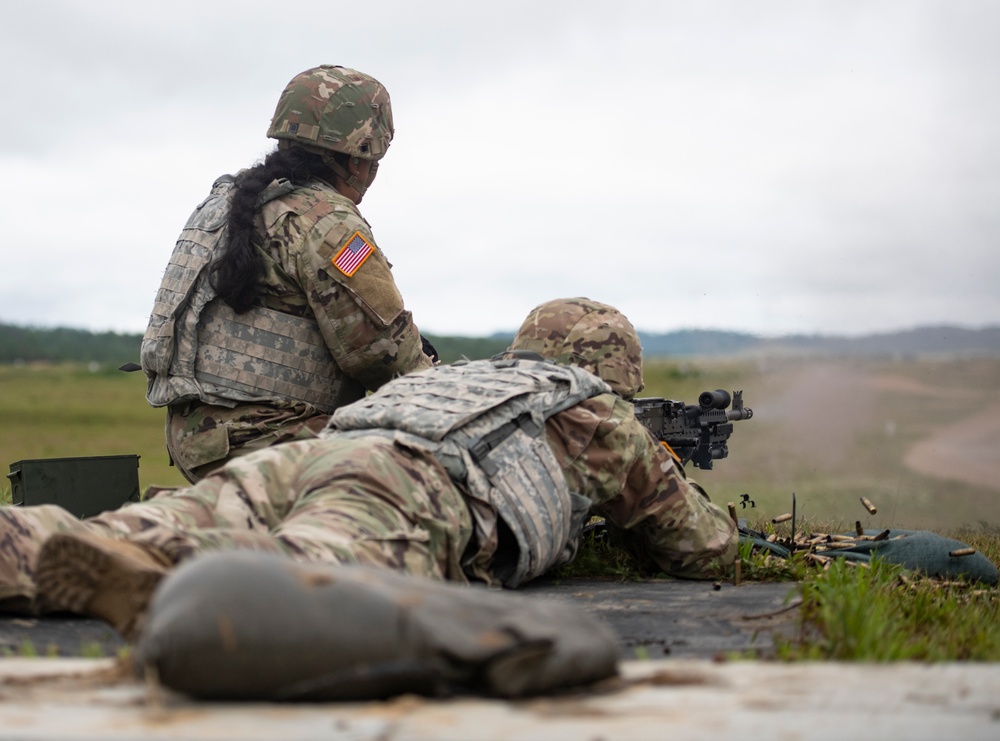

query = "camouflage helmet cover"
[509,297,645,399]
[267,65,394,161]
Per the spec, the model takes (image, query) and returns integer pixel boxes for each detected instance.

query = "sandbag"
[739,528,998,585]
[814,529,998,585]
[133,551,620,701]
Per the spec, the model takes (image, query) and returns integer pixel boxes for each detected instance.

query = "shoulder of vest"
[289,182,362,217]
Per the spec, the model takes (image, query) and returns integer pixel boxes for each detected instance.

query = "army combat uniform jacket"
[141,175,432,482]
[328,358,739,585]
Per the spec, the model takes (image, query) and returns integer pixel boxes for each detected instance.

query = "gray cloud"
[1,0,997,338]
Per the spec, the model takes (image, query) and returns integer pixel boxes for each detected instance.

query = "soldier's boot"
[34,532,173,640]
[0,505,92,614]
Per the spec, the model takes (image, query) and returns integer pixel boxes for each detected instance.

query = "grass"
[0,362,189,494]
[560,516,1000,661]
[743,518,1000,662]
[777,558,1000,661]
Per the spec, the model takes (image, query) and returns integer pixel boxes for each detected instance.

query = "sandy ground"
[758,362,879,472]
[903,402,1000,490]
[2,658,999,740]
[758,359,1000,491]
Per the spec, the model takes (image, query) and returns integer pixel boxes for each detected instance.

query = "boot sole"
[35,534,165,639]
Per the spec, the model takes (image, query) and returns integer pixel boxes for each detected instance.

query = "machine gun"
[632,389,753,469]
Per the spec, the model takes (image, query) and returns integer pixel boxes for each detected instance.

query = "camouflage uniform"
[1,361,736,609]
[142,66,431,482]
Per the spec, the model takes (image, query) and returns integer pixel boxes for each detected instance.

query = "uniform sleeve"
[547,396,738,579]
[296,211,433,391]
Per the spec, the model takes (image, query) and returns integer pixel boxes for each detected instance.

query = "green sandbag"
[133,551,620,701]
[739,527,998,585]
[738,533,791,559]
[814,529,998,585]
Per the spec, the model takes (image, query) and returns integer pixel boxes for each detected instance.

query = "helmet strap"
[324,156,369,200]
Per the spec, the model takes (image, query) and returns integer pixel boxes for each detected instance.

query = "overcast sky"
[1,0,998,339]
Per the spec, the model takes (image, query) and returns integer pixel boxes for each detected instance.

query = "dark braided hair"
[210,146,344,313]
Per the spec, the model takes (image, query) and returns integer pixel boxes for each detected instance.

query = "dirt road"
[759,359,1000,490]
[903,402,1000,490]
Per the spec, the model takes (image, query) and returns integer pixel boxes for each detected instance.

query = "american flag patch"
[332,231,375,277]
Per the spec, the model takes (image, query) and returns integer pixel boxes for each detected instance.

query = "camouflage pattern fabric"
[192,302,352,412]
[1,505,95,609]
[267,65,394,161]
[141,66,427,482]
[1,436,471,609]
[509,297,645,400]
[145,175,431,482]
[546,394,737,579]
[165,399,331,483]
[330,358,612,587]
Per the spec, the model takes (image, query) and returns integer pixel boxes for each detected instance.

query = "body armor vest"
[141,176,343,412]
[329,358,612,587]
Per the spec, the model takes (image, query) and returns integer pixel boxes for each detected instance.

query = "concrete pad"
[523,578,800,658]
[2,578,800,661]
[0,657,998,740]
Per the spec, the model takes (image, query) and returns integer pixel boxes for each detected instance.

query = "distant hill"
[2,321,998,364]
[635,325,1000,358]
[494,325,1000,358]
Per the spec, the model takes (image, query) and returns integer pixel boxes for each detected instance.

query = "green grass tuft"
[777,557,1000,661]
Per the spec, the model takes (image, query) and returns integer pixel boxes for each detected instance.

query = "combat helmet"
[508,297,645,399]
[267,65,393,160]
[267,65,393,200]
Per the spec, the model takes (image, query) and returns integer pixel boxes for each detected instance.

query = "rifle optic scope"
[698,389,731,410]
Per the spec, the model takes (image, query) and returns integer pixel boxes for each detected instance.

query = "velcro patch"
[331,231,375,277]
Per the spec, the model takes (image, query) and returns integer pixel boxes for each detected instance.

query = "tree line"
[4,320,998,365]
[0,322,511,366]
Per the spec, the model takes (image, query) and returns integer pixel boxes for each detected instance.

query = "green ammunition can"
[6,455,141,519]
